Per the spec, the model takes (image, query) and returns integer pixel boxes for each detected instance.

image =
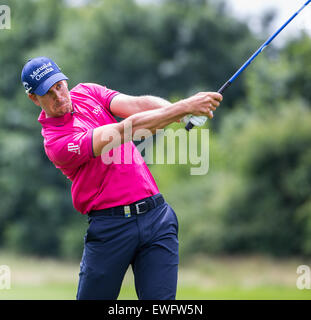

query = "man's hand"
[183,92,223,119]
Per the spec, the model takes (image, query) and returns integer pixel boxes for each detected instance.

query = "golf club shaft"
[185,0,311,131]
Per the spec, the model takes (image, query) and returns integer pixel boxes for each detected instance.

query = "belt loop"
[124,205,131,218]
[151,194,157,208]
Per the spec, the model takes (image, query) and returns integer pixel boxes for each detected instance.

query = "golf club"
[185,0,311,131]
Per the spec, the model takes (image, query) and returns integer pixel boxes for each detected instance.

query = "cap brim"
[34,73,69,96]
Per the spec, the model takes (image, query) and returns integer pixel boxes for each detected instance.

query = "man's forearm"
[93,100,188,156]
[110,94,172,118]
[135,95,182,124]
[136,95,172,111]
[123,99,187,136]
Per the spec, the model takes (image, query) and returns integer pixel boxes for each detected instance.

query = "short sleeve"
[45,129,94,169]
[84,83,120,112]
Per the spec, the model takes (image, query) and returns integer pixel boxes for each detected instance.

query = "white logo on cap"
[30,62,54,81]
[23,82,32,94]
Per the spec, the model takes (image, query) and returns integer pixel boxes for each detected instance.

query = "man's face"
[29,80,72,118]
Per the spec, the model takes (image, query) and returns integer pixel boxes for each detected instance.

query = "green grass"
[0,252,310,300]
[1,283,309,300]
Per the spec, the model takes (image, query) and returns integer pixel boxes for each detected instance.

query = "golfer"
[21,56,222,300]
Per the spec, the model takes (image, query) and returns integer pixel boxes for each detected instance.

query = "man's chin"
[53,108,69,117]
[55,104,72,116]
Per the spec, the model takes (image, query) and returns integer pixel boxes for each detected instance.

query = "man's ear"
[28,93,41,107]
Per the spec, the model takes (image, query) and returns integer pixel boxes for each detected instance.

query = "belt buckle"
[135,201,147,215]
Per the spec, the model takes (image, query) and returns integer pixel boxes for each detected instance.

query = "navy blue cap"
[21,56,68,96]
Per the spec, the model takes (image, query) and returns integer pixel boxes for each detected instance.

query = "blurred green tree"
[1,0,310,260]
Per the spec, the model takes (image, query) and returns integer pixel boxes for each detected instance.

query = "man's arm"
[92,92,222,157]
[110,94,172,118]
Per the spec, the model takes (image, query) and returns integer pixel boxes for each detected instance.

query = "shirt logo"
[92,105,102,115]
[68,143,80,155]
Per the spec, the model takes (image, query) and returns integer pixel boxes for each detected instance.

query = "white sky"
[225,0,311,40]
[136,0,311,42]
[71,0,311,42]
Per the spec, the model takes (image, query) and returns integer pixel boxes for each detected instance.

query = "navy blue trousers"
[76,200,179,300]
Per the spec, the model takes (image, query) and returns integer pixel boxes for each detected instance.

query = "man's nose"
[52,89,62,100]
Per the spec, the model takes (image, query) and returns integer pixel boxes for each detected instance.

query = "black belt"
[88,193,165,218]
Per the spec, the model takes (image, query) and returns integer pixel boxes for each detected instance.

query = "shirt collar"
[38,105,75,127]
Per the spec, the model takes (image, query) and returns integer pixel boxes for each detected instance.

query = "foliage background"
[0,0,311,263]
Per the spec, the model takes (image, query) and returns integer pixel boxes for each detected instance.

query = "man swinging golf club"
[21,56,222,300]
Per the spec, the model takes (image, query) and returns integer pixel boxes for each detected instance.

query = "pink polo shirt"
[38,83,159,214]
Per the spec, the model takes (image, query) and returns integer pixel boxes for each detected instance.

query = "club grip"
[185,80,232,131]
[185,122,194,131]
